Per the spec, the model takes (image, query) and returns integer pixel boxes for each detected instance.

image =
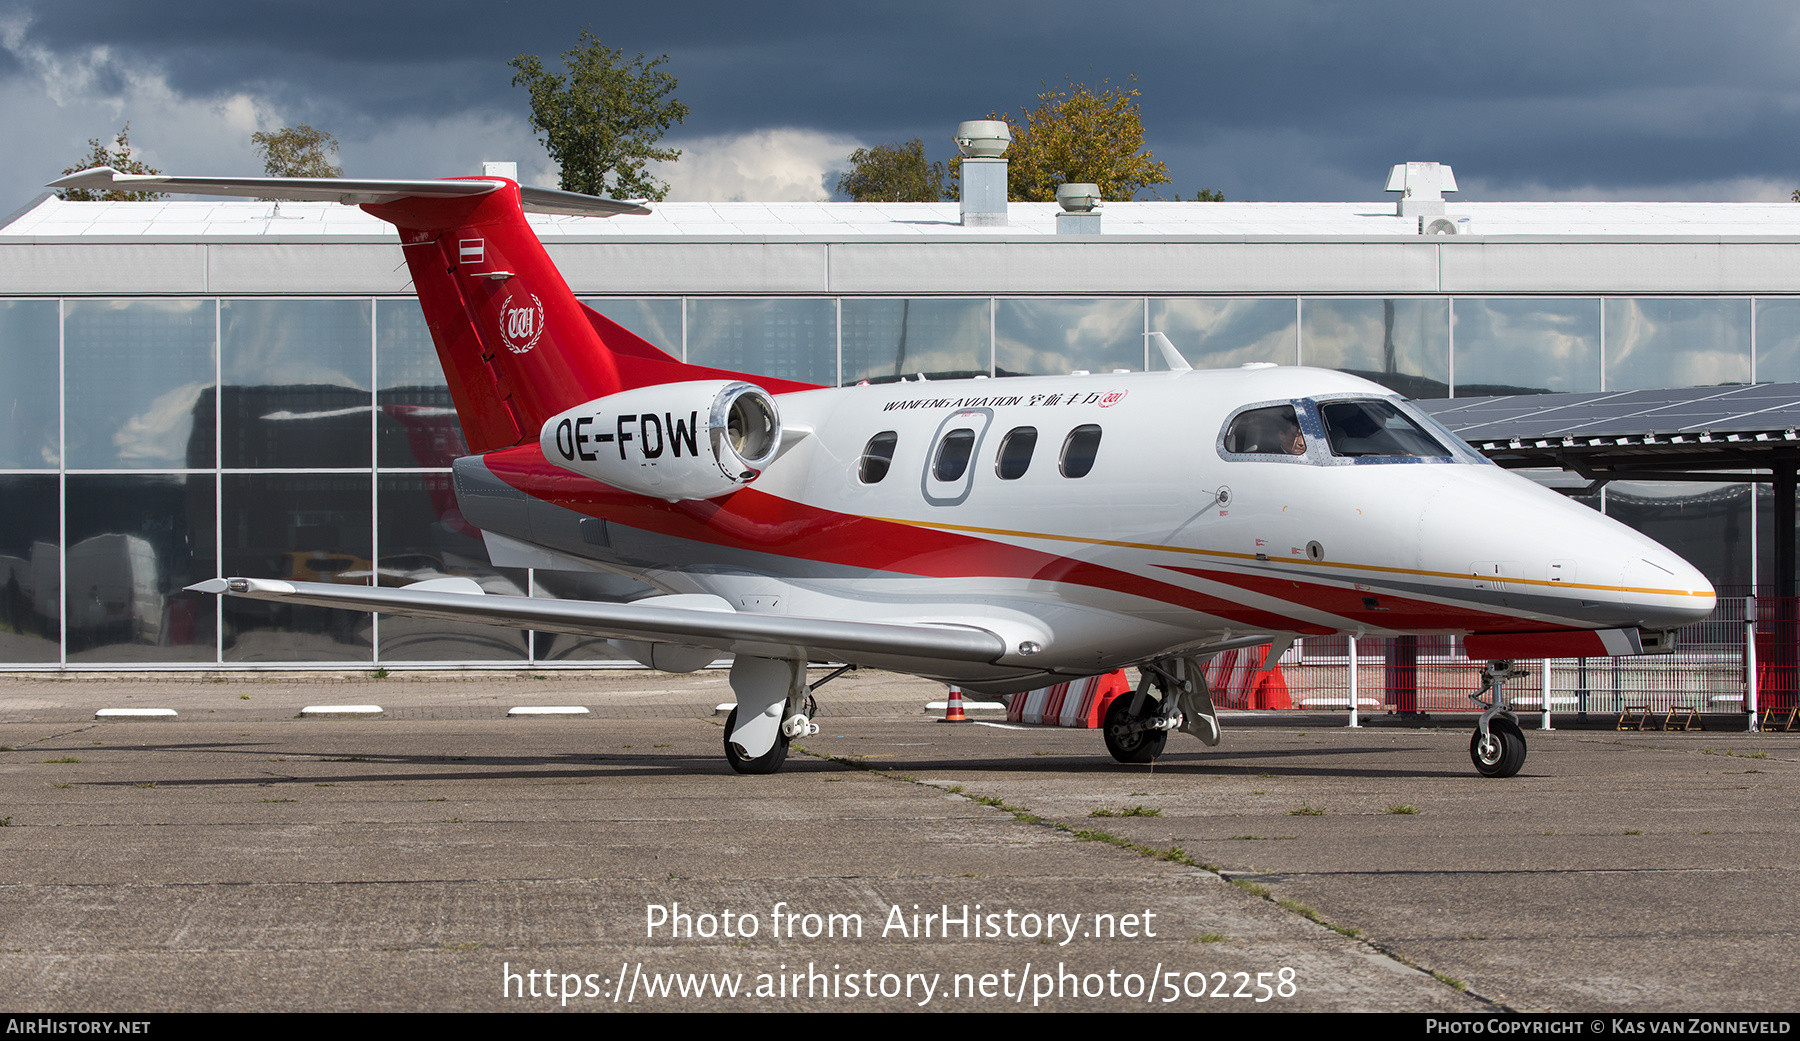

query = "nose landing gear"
[1468,659,1529,778]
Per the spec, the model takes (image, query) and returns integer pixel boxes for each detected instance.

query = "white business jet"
[52,168,1715,778]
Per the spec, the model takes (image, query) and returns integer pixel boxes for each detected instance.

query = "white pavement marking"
[299,705,384,716]
[94,708,178,718]
[506,706,591,716]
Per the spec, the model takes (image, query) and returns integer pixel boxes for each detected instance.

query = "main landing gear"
[1104,657,1220,765]
[1468,659,1529,778]
[722,658,840,774]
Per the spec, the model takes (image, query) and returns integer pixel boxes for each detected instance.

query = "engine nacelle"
[540,380,781,500]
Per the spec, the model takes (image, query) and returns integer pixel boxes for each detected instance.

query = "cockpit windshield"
[1317,399,1451,458]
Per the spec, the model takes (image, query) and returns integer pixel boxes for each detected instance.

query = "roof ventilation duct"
[1055,182,1102,234]
[955,120,1011,227]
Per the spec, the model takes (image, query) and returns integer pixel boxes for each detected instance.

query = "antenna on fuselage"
[1147,331,1192,371]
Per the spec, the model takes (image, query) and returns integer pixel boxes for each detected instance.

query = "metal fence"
[1263,597,1784,722]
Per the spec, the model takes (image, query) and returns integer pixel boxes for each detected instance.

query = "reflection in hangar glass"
[859,432,898,483]
[1059,425,1103,478]
[996,427,1038,479]
[933,429,977,482]
[64,474,216,663]
[221,299,373,469]
[1319,400,1450,458]
[1225,405,1306,456]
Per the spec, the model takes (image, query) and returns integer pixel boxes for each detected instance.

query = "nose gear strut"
[1468,659,1529,778]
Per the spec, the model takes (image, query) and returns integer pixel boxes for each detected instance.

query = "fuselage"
[454,364,1715,694]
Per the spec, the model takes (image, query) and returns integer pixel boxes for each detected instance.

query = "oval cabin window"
[995,427,1038,480]
[1059,425,1102,478]
[859,431,898,483]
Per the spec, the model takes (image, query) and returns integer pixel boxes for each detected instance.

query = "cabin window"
[1224,405,1307,456]
[1059,425,1102,478]
[933,428,977,482]
[995,427,1037,480]
[1318,400,1450,458]
[859,431,898,483]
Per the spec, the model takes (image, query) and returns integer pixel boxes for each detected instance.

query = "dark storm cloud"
[7,0,1800,200]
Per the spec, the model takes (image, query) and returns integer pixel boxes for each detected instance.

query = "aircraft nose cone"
[1620,546,1716,629]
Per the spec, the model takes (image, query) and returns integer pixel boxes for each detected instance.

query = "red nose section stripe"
[1464,629,1639,659]
[1154,564,1532,633]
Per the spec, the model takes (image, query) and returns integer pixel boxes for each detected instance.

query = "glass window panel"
[374,474,527,661]
[0,300,59,468]
[64,299,215,470]
[841,298,988,384]
[1148,298,1298,370]
[1755,299,1800,384]
[0,475,60,662]
[1301,299,1450,398]
[579,298,682,355]
[1454,298,1600,395]
[64,475,216,663]
[686,299,836,386]
[221,299,371,468]
[1607,481,1751,595]
[996,298,1142,377]
[376,297,469,468]
[222,474,372,662]
[1604,298,1750,391]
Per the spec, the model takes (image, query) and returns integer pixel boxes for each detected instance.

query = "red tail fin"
[364,180,621,453]
[364,179,819,455]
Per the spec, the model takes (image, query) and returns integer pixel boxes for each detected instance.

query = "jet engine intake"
[541,380,782,500]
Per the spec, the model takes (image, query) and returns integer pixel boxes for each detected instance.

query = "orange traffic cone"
[942,686,967,722]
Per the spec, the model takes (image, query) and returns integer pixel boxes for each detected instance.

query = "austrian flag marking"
[499,290,546,355]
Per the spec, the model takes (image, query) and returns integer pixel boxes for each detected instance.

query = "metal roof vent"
[1385,161,1457,218]
[956,120,1011,227]
[1055,182,1102,235]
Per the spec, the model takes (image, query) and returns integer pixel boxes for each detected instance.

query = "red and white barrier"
[1007,670,1131,728]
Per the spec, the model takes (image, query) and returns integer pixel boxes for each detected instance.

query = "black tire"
[1103,694,1167,764]
[723,708,789,775]
[1469,717,1527,778]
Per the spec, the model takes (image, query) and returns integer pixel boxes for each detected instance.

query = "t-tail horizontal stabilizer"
[46,167,651,217]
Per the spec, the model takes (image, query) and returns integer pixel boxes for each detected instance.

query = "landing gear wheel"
[1103,695,1167,764]
[1469,717,1527,778]
[724,708,790,775]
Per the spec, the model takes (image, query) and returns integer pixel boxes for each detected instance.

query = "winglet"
[1148,331,1193,371]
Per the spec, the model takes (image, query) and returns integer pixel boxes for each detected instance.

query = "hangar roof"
[8,195,1800,242]
[1417,384,1800,482]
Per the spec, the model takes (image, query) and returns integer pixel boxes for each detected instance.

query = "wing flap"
[188,578,1005,664]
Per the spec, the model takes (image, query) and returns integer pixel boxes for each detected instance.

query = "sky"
[4,1,1800,214]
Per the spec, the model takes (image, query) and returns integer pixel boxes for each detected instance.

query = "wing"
[187,578,1005,665]
[46,168,652,217]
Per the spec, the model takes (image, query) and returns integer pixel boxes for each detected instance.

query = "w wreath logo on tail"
[500,291,546,354]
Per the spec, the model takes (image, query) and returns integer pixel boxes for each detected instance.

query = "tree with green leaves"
[56,124,165,201]
[252,125,342,177]
[510,29,688,201]
[836,139,946,202]
[985,79,1172,202]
